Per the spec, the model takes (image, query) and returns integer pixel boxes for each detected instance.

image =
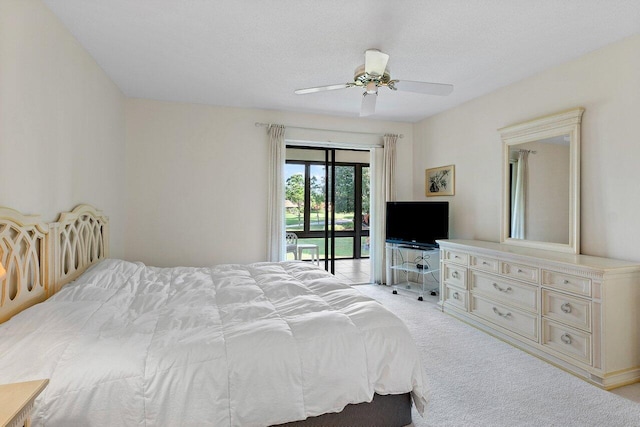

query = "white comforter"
[0,260,427,426]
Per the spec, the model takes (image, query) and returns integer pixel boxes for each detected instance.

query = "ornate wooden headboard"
[50,204,109,293]
[0,208,51,323]
[0,204,109,323]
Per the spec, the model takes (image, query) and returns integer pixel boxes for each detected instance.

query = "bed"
[0,205,428,426]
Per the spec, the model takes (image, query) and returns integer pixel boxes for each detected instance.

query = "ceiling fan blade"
[392,80,454,96]
[294,83,351,95]
[360,92,377,117]
[365,49,389,77]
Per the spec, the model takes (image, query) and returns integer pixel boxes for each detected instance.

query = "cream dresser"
[438,239,640,389]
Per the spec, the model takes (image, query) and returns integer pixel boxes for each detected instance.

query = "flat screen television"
[385,201,449,248]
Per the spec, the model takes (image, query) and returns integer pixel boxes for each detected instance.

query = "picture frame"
[425,165,455,196]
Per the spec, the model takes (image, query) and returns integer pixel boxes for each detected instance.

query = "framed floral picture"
[425,165,455,196]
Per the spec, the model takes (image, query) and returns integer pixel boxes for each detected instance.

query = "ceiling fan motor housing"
[354,64,391,89]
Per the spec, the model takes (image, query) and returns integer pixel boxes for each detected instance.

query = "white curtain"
[267,124,286,261]
[383,134,397,202]
[510,150,528,239]
[370,134,398,284]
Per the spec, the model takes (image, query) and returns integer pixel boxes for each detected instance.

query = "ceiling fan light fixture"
[365,81,378,95]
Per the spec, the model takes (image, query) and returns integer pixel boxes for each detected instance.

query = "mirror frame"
[498,107,584,254]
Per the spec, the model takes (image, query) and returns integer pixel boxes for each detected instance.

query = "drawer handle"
[482,261,489,265]
[453,292,460,300]
[517,268,523,273]
[561,302,572,313]
[561,333,572,345]
[492,307,512,319]
[452,271,460,279]
[563,279,570,284]
[493,283,512,293]
[454,255,461,259]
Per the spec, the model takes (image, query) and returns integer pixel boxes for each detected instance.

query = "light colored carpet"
[355,284,640,427]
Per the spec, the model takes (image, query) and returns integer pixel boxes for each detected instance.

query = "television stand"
[386,242,440,301]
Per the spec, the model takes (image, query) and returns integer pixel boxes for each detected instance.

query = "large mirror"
[499,108,584,254]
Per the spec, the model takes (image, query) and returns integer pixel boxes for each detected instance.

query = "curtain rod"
[254,122,404,139]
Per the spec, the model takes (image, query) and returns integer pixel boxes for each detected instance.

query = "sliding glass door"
[285,147,370,274]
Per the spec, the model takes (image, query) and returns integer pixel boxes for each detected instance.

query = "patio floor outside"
[332,258,371,285]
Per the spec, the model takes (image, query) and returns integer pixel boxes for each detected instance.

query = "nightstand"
[0,379,48,427]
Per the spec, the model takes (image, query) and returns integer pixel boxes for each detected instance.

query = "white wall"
[0,0,127,257]
[413,34,640,262]
[125,99,413,267]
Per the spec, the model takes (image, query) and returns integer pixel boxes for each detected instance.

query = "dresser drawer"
[542,319,592,365]
[542,290,591,332]
[470,271,538,312]
[470,255,499,273]
[443,285,467,311]
[443,250,468,266]
[501,261,539,283]
[542,270,591,297]
[443,264,467,289]
[470,295,538,342]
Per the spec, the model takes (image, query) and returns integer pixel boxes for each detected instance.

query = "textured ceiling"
[42,0,640,122]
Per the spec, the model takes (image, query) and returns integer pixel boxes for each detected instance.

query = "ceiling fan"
[294,49,454,117]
